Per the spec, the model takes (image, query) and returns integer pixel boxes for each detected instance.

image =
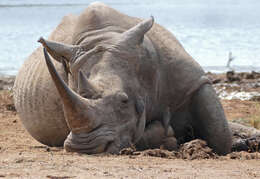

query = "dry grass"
[0,90,15,112]
[0,90,12,103]
[250,103,260,129]
[222,99,260,129]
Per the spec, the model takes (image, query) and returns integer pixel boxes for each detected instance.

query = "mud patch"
[120,139,260,160]
[225,152,260,160]
[179,139,218,160]
[120,139,218,160]
[46,175,76,179]
[120,148,179,159]
[232,136,260,152]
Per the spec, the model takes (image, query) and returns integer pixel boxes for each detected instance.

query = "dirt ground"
[1,73,260,178]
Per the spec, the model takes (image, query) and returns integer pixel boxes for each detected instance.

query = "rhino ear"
[121,16,154,45]
[38,37,80,63]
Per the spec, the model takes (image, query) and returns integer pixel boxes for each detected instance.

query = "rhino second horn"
[78,70,100,99]
[122,16,154,45]
[38,37,78,62]
[43,48,96,132]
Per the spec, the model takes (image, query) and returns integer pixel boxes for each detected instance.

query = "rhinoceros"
[14,2,233,155]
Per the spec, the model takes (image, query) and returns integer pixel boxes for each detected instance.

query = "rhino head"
[38,17,154,154]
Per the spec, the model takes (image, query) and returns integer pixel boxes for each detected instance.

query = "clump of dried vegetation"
[250,103,260,129]
[0,90,15,112]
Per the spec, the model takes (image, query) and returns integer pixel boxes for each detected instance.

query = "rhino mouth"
[64,127,117,154]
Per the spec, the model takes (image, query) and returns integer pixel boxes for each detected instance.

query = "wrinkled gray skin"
[16,2,232,155]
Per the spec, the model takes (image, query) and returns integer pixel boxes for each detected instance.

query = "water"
[1,0,260,75]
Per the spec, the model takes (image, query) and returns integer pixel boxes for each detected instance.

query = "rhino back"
[13,15,77,146]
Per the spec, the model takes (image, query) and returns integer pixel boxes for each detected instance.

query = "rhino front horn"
[43,48,97,133]
[39,37,79,62]
[121,16,154,45]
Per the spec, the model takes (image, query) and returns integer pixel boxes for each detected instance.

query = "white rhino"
[14,2,234,155]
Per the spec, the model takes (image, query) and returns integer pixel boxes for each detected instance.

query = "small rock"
[120,148,135,155]
[226,71,241,82]
[245,73,255,79]
[232,139,249,152]
[212,78,221,84]
[251,95,260,102]
[142,149,179,159]
[15,159,24,163]
[46,175,75,179]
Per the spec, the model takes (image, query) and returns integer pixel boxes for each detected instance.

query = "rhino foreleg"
[190,84,232,155]
[135,120,178,151]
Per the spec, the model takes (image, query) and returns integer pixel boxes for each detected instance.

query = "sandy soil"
[1,73,260,178]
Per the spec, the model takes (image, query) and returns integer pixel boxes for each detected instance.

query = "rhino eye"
[121,98,128,104]
[117,92,129,104]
